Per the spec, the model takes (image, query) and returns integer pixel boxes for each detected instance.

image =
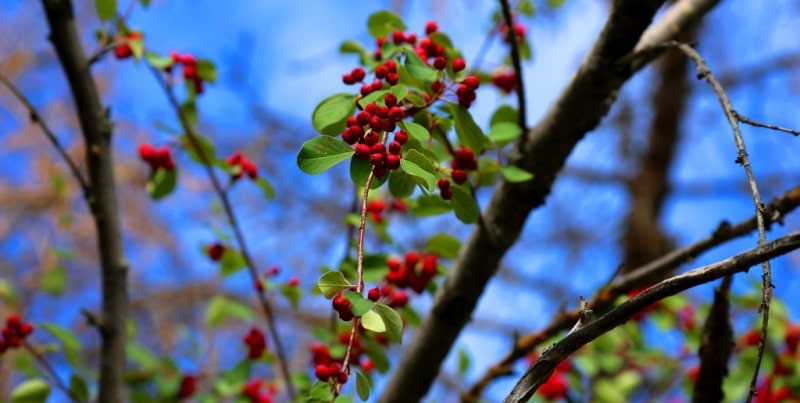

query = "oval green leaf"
[11,379,50,403]
[297,136,355,175]
[367,10,406,39]
[146,167,177,200]
[361,310,386,333]
[488,122,523,144]
[205,295,255,326]
[398,149,436,191]
[374,303,403,343]
[94,0,116,21]
[401,121,430,143]
[425,233,462,259]
[501,166,535,183]
[318,271,352,299]
[388,169,416,199]
[355,370,371,401]
[312,93,356,136]
[344,291,375,317]
[404,50,438,82]
[450,103,486,153]
[451,186,480,224]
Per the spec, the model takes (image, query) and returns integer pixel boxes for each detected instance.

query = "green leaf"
[205,295,255,326]
[457,348,471,377]
[400,306,421,327]
[181,101,198,127]
[255,178,275,199]
[404,50,438,82]
[517,0,537,15]
[94,0,116,21]
[196,59,218,84]
[501,166,534,183]
[425,233,462,259]
[391,85,409,101]
[547,0,567,7]
[69,375,90,403]
[358,90,389,108]
[127,343,158,370]
[214,360,251,397]
[374,304,403,343]
[411,194,452,216]
[312,93,356,136]
[490,105,518,126]
[399,149,436,191]
[401,121,430,143]
[40,323,83,366]
[138,0,151,7]
[361,310,386,333]
[11,379,50,403]
[349,157,389,189]
[488,122,522,145]
[367,10,406,39]
[318,271,352,299]
[451,187,479,224]
[355,371,371,401]
[344,291,375,317]
[181,134,215,164]
[41,265,67,295]
[297,136,355,174]
[477,158,500,187]
[451,104,486,152]
[339,40,371,64]
[144,51,173,69]
[219,248,246,276]
[388,169,416,198]
[146,167,177,200]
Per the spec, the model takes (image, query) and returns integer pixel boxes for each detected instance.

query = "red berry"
[431,80,444,93]
[367,199,386,213]
[367,288,381,302]
[462,76,480,90]
[452,58,466,72]
[539,373,568,400]
[388,141,403,155]
[373,165,388,179]
[243,326,267,360]
[287,276,300,287]
[207,243,225,261]
[387,257,402,272]
[370,153,384,166]
[384,93,398,107]
[456,84,473,98]
[356,111,371,126]
[425,21,438,35]
[365,102,378,116]
[336,371,349,384]
[786,324,800,353]
[440,188,453,200]
[437,178,451,190]
[394,131,409,145]
[405,251,420,267]
[114,44,133,59]
[354,144,371,159]
[386,154,401,170]
[361,358,375,372]
[386,73,399,85]
[405,33,417,45]
[433,57,446,70]
[351,67,366,82]
[451,169,468,185]
[314,364,331,381]
[177,375,197,400]
[392,30,406,44]
[362,132,380,146]
[342,73,356,85]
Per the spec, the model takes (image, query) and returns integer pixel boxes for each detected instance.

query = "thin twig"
[335,170,375,398]
[24,341,80,402]
[463,184,800,401]
[148,67,295,399]
[498,0,528,133]
[0,73,90,196]
[668,41,772,402]
[503,231,800,403]
[735,112,800,137]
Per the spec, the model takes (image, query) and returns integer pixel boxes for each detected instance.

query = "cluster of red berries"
[453,74,480,108]
[369,284,409,309]
[242,378,276,403]
[0,314,33,354]
[499,20,527,43]
[436,147,478,200]
[737,324,800,402]
[226,151,258,181]
[345,99,409,179]
[384,251,438,294]
[342,59,399,93]
[365,198,407,223]
[114,31,142,59]
[332,291,356,321]
[311,331,376,385]
[139,143,176,171]
[176,374,197,401]
[166,52,207,94]
[243,326,267,360]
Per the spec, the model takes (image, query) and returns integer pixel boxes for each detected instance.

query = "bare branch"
[504,231,800,403]
[691,276,733,403]
[40,0,130,400]
[735,113,800,137]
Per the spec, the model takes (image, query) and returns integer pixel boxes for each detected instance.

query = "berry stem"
[24,341,81,402]
[149,66,296,400]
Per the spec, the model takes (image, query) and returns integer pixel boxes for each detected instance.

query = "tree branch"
[503,231,800,402]
[498,0,528,133]
[40,0,129,401]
